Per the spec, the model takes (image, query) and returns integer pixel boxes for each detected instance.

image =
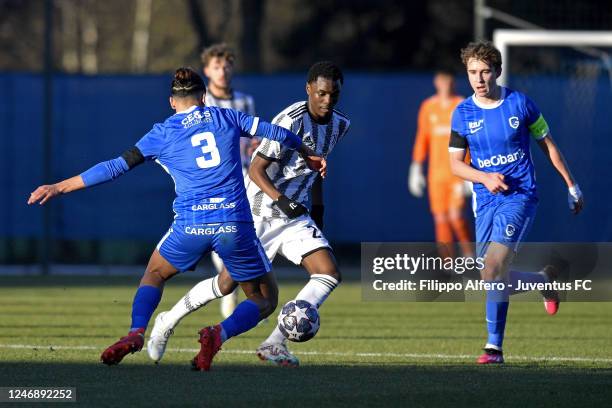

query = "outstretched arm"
[536,134,583,214]
[28,175,86,205]
[27,147,145,206]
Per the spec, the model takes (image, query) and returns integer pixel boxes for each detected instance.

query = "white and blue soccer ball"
[277,299,320,342]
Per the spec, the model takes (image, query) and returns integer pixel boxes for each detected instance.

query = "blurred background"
[1,0,611,272]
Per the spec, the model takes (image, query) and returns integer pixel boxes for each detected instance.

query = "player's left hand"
[28,184,60,205]
[568,184,584,214]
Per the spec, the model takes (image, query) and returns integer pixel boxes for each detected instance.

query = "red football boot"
[541,265,560,315]
[101,328,145,366]
[191,325,223,372]
[477,348,504,364]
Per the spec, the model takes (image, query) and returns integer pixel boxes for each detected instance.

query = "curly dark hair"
[307,61,344,85]
[460,41,502,72]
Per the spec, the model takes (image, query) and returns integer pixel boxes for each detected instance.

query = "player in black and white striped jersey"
[247,99,349,219]
[147,62,349,367]
[243,61,349,367]
[201,43,259,318]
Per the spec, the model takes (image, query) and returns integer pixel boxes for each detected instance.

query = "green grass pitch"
[1,275,611,407]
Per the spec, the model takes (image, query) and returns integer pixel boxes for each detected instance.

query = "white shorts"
[254,215,331,265]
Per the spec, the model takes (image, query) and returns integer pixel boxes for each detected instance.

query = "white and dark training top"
[247,101,350,219]
[205,90,255,115]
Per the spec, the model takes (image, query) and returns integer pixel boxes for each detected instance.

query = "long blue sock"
[219,299,260,342]
[130,285,162,332]
[507,270,547,295]
[485,280,509,350]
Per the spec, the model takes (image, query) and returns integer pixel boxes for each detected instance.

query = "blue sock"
[507,270,547,295]
[130,285,162,332]
[219,299,261,342]
[485,280,509,350]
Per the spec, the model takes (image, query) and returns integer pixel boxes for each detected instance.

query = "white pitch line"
[1,343,611,363]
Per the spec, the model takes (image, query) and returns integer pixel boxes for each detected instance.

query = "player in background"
[448,41,584,364]
[148,61,350,368]
[201,43,259,318]
[408,70,473,258]
[28,67,325,371]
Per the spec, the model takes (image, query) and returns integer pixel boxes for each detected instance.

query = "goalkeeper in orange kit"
[409,70,473,257]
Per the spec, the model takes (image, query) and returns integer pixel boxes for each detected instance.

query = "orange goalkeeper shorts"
[428,178,466,215]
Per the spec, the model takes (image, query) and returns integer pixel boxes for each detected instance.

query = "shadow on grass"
[1,361,611,408]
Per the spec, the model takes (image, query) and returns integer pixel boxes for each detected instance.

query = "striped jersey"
[247,101,350,219]
[449,87,550,210]
[205,90,256,174]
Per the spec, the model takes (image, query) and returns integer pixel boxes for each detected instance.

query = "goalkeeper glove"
[274,195,308,219]
[568,184,583,213]
[408,162,426,197]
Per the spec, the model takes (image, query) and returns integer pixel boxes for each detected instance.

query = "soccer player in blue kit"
[448,42,584,364]
[27,67,325,371]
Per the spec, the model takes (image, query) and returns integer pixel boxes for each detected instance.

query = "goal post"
[493,29,612,86]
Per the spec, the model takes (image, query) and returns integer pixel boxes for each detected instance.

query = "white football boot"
[147,312,174,362]
[256,342,299,367]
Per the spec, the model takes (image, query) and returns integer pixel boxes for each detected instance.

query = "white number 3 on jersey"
[191,132,221,168]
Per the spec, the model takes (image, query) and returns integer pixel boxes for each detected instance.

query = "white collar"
[471,87,506,109]
[176,105,198,114]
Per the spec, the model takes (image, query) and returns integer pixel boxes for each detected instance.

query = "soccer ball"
[277,299,320,342]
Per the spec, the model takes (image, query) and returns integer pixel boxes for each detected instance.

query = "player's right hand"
[28,184,60,205]
[304,155,327,179]
[482,173,508,194]
[273,195,308,219]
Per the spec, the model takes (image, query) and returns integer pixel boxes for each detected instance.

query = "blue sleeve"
[222,109,259,138]
[523,95,542,126]
[450,108,466,136]
[223,108,302,149]
[254,121,302,150]
[135,123,166,159]
[80,156,130,187]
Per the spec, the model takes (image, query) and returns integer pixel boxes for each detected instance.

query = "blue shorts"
[475,195,537,257]
[156,221,271,282]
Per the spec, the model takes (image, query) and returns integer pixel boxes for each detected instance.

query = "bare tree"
[81,0,98,74]
[131,0,152,72]
[59,0,78,72]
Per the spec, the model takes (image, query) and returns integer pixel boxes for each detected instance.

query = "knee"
[434,213,449,224]
[481,261,503,281]
[217,273,237,296]
[141,267,167,287]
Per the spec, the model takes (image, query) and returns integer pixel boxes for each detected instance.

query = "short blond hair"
[460,41,502,72]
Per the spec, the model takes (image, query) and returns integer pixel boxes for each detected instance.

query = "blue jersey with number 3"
[136,105,260,224]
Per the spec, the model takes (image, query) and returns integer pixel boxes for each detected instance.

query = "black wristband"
[274,195,308,219]
[310,204,324,230]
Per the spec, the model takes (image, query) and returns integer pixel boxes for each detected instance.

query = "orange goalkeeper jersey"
[412,95,464,181]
